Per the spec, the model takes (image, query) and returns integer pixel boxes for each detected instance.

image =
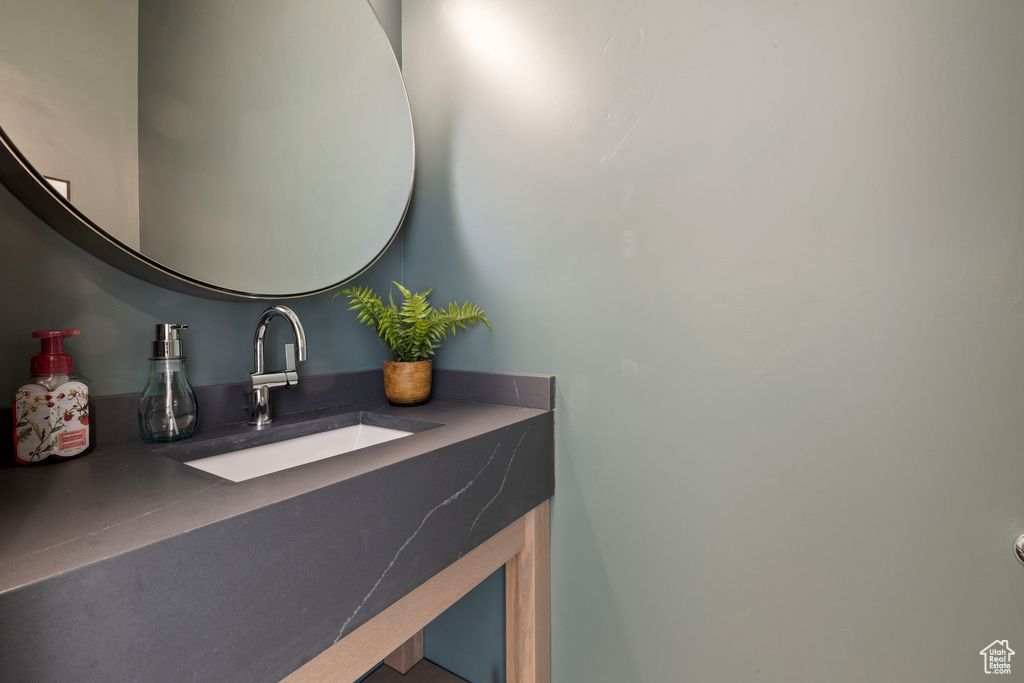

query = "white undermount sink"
[184,423,412,482]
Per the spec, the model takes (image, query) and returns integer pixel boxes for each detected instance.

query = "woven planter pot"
[382,360,432,406]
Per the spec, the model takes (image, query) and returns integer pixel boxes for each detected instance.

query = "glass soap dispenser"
[139,323,198,442]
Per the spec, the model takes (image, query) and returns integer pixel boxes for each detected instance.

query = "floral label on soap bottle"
[14,382,90,463]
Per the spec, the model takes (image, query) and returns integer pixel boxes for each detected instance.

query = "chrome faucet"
[249,305,307,427]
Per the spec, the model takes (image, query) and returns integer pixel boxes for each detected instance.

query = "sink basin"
[185,422,414,482]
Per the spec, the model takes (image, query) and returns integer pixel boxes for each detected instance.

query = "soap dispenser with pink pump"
[13,329,94,465]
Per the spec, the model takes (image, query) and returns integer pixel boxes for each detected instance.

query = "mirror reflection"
[0,0,413,296]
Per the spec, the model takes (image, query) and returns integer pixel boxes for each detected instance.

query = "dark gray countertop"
[0,370,555,683]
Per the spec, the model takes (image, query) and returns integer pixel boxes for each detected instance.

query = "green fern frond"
[338,282,492,362]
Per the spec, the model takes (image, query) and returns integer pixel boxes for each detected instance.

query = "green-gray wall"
[3,1,1024,682]
[402,1,1024,681]
[369,0,401,68]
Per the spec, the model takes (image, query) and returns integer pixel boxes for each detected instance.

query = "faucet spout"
[249,305,307,427]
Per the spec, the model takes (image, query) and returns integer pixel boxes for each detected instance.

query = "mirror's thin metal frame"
[0,14,414,301]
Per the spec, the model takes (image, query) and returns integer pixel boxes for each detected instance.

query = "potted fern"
[337,282,491,405]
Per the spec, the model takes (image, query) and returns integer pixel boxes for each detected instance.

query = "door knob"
[1013,534,1024,565]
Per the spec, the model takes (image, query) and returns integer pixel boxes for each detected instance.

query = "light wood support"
[364,659,465,683]
[505,500,551,683]
[282,500,551,683]
[384,631,424,674]
[283,511,527,683]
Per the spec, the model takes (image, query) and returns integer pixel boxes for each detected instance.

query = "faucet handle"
[285,343,296,372]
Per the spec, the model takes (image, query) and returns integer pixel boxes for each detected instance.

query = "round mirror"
[0,0,413,299]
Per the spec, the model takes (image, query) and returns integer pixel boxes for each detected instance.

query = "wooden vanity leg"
[383,630,424,674]
[505,500,551,683]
